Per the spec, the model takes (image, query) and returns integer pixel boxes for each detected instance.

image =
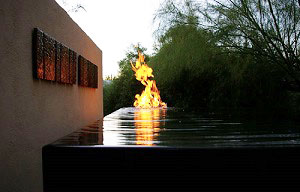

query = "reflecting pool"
[53,107,300,147]
[102,107,300,147]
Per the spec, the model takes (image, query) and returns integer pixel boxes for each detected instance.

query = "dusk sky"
[56,0,164,78]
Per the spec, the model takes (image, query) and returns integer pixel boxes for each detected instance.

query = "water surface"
[54,107,300,147]
[102,107,300,147]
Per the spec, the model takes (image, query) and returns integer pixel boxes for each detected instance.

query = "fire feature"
[131,51,167,108]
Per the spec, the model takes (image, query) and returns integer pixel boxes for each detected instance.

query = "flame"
[131,51,167,108]
[134,108,166,146]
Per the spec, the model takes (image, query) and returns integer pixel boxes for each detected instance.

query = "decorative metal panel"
[33,28,76,85]
[78,56,98,88]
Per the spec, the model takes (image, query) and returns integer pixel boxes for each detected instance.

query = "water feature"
[44,107,300,191]
[54,107,300,147]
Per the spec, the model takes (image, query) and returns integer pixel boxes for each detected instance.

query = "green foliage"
[150,24,219,109]
[205,0,300,91]
[104,0,300,119]
[149,0,298,117]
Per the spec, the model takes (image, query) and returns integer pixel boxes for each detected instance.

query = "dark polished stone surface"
[43,108,300,191]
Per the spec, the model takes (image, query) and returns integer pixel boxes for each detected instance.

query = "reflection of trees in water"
[134,108,166,146]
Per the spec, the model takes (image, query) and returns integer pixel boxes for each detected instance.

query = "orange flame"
[131,51,167,108]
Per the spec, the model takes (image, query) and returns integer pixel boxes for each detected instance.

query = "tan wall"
[0,0,103,191]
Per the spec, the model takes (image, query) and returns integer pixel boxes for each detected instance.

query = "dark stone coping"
[43,121,300,191]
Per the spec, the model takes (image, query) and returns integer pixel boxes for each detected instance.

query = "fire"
[131,51,167,108]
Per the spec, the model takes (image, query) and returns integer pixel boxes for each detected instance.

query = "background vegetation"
[104,0,300,119]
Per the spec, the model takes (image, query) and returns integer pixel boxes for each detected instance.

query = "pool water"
[101,107,300,147]
[53,107,300,147]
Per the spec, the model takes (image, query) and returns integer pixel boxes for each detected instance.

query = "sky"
[55,0,164,78]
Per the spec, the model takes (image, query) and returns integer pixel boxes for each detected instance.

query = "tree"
[206,0,300,91]
[151,0,297,115]
[154,0,202,44]
[57,0,86,13]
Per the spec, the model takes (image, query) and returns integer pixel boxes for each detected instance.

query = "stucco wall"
[0,0,103,191]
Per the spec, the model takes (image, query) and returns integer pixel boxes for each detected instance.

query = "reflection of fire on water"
[131,50,167,145]
[134,108,166,146]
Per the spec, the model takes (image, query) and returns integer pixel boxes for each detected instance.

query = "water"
[102,107,300,147]
[54,107,300,147]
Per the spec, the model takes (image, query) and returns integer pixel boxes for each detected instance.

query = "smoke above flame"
[131,51,167,108]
